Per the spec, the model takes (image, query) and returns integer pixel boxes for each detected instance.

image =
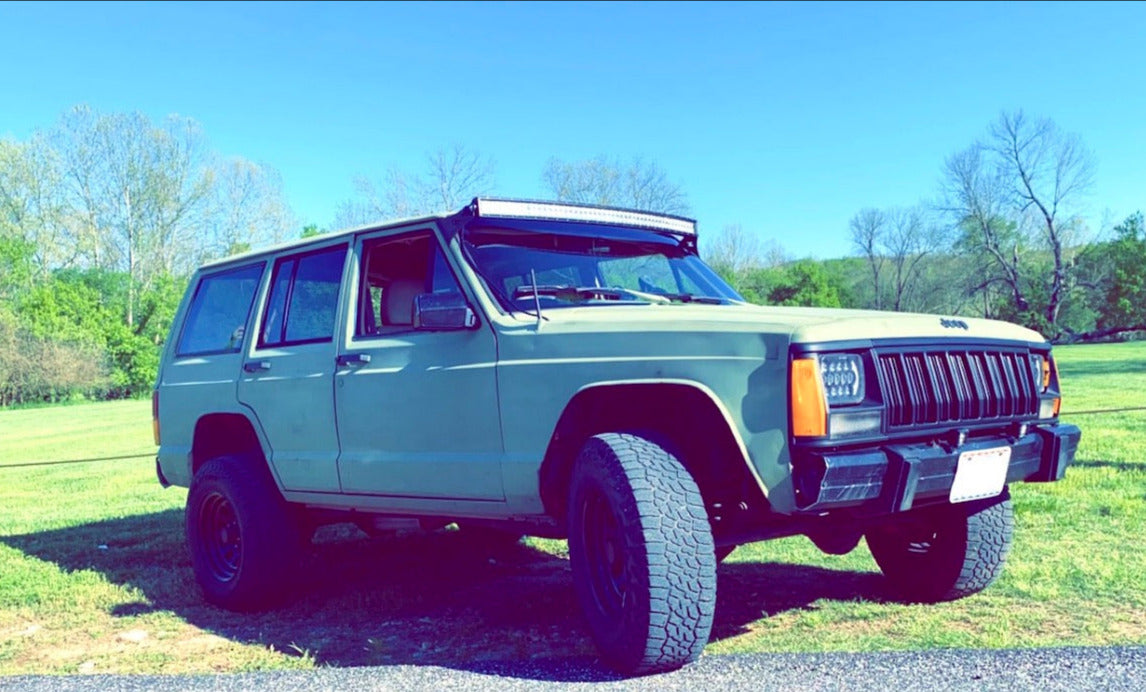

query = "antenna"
[530,268,543,329]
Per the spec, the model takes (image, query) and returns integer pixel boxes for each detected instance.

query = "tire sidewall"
[568,438,652,670]
[867,489,1012,602]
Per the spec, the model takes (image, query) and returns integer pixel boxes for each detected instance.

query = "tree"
[541,155,689,215]
[943,111,1094,337]
[850,208,887,309]
[0,137,72,274]
[0,104,299,403]
[333,144,496,228]
[51,106,214,327]
[1089,212,1146,339]
[992,112,1093,330]
[884,206,945,312]
[203,157,296,258]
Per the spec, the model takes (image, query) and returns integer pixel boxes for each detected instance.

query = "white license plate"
[949,446,1011,504]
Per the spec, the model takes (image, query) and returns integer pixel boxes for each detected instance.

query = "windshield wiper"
[656,292,726,305]
[511,285,671,304]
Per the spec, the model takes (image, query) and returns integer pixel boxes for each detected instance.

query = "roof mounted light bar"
[472,198,697,236]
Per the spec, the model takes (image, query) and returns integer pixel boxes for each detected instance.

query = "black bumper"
[793,423,1081,514]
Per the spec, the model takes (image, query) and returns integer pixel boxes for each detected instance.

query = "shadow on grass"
[1071,458,1145,473]
[1,510,883,680]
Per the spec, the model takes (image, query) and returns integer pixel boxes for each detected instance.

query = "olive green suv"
[154,198,1080,674]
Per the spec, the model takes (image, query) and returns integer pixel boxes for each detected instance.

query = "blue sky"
[1,1,1143,258]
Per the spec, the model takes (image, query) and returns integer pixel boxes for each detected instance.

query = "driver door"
[333,227,505,500]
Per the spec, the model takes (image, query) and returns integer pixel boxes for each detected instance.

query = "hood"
[510,302,1047,346]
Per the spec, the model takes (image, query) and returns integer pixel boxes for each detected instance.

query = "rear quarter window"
[176,263,265,357]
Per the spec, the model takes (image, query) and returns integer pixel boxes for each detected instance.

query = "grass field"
[0,343,1143,674]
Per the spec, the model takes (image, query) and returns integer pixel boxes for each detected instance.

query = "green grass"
[0,342,1144,674]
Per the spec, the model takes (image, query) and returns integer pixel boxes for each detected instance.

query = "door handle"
[337,353,372,367]
[243,360,271,373]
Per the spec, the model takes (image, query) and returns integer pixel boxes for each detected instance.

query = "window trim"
[175,262,266,358]
[352,228,476,341]
[257,243,349,350]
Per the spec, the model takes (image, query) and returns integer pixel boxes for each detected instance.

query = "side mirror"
[413,292,477,331]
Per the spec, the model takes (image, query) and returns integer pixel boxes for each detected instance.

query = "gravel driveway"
[4,646,1144,691]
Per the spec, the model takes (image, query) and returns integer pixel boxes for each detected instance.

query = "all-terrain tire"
[185,456,300,611]
[567,433,717,675]
[865,488,1014,603]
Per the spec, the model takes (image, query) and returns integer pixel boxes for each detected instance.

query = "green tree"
[1093,212,1146,338]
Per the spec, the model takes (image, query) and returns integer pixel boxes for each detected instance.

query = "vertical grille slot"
[876,348,1040,431]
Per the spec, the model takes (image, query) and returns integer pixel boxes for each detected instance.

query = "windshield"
[462,221,744,311]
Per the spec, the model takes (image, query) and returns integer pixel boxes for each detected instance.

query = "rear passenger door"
[237,242,349,493]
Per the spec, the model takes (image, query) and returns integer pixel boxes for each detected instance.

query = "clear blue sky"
[1,1,1143,258]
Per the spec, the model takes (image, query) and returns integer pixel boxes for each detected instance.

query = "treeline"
[1,106,1142,407]
[706,112,1145,344]
[706,213,1146,340]
[0,106,294,405]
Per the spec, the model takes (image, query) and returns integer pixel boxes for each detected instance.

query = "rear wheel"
[568,433,716,675]
[186,457,300,611]
[866,489,1013,602]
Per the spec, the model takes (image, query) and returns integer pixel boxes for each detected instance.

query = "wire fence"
[0,452,155,470]
[2,405,1143,471]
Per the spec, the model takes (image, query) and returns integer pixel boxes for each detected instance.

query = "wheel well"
[539,383,766,537]
[191,413,267,478]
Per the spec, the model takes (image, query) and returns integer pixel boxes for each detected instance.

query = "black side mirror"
[413,292,477,331]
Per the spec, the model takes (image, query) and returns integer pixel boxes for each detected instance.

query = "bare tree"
[425,144,496,211]
[884,206,942,312]
[850,208,887,309]
[541,155,689,215]
[991,111,1094,328]
[943,143,1030,315]
[942,111,1094,334]
[52,106,214,327]
[704,224,761,277]
[333,144,496,229]
[0,137,76,275]
[203,157,296,259]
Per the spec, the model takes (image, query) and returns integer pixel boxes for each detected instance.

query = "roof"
[196,197,698,271]
[197,209,454,270]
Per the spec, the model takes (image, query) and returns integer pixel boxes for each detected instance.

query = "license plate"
[949,446,1011,504]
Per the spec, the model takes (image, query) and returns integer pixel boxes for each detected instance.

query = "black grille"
[876,349,1040,429]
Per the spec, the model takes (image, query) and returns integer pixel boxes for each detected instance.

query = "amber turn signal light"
[791,358,828,437]
[152,390,161,446]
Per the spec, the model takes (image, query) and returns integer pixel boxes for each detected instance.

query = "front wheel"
[185,457,300,611]
[568,433,716,675]
[865,489,1014,603]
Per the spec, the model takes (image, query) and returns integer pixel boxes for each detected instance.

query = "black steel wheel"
[568,433,716,675]
[185,456,299,611]
[578,485,627,618]
[197,490,241,583]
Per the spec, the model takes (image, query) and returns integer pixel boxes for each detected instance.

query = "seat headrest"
[382,278,423,326]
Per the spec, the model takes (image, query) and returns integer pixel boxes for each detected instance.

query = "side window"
[176,263,265,357]
[358,232,463,336]
[259,245,347,348]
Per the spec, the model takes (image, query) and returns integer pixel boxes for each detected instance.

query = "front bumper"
[792,422,1081,514]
